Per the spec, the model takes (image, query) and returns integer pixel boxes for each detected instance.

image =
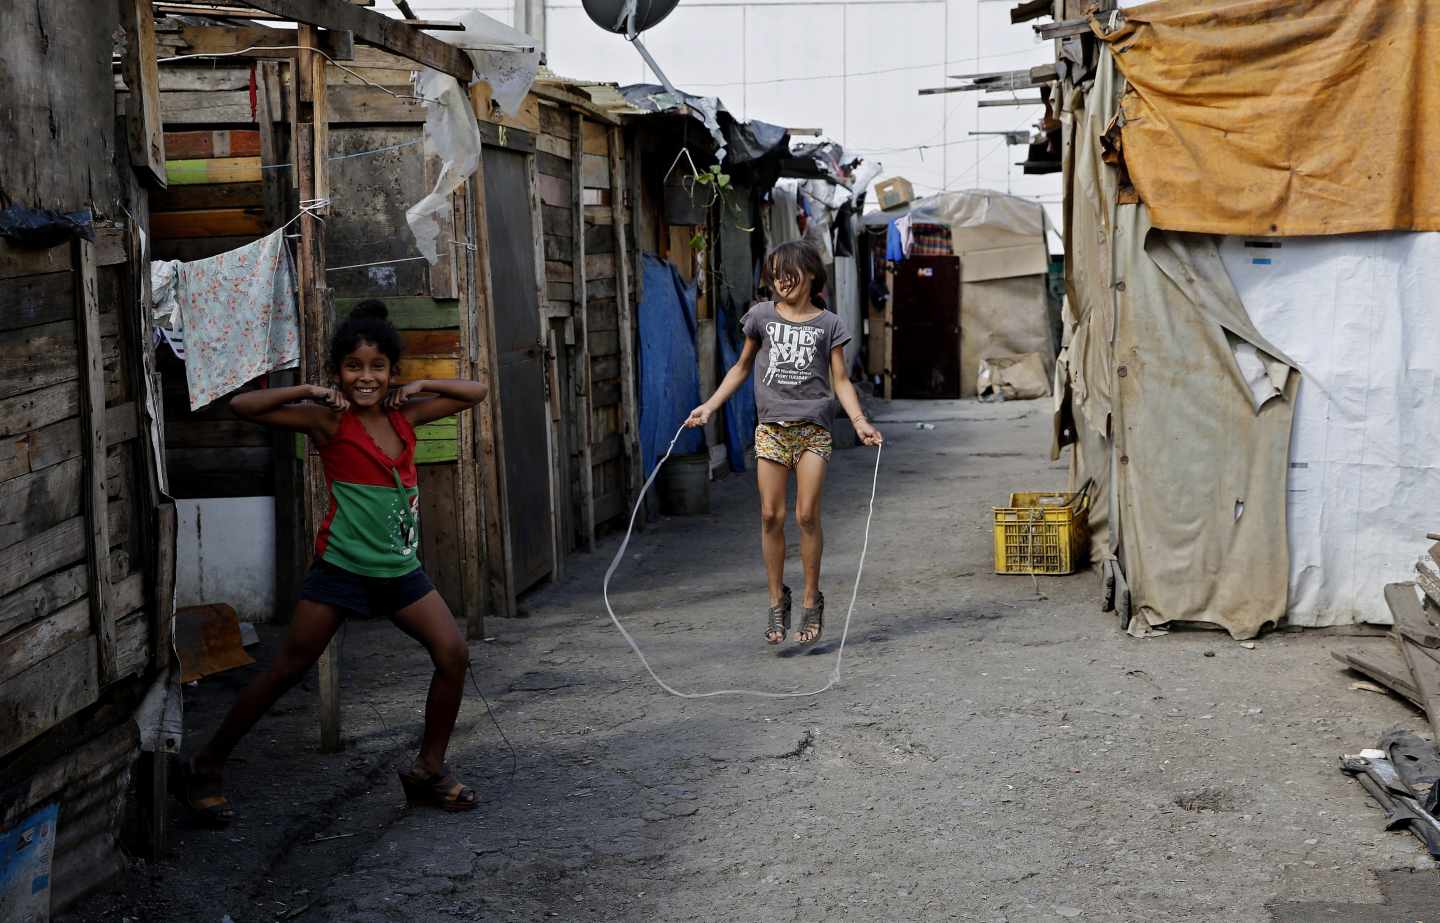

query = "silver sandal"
[795,593,825,645]
[766,585,792,645]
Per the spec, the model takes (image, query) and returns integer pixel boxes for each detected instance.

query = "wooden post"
[454,183,487,639]
[425,152,458,299]
[294,25,342,753]
[470,154,518,618]
[254,61,287,228]
[609,126,641,505]
[572,113,596,552]
[527,155,565,583]
[122,0,167,187]
[73,238,118,684]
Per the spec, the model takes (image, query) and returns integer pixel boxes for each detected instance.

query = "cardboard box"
[874,176,915,210]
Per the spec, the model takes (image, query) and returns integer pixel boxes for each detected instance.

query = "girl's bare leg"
[388,591,469,774]
[794,451,829,636]
[757,458,791,624]
[195,600,345,776]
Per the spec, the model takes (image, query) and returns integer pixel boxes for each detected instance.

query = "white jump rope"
[602,421,883,698]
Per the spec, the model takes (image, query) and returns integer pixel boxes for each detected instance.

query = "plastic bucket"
[658,452,711,515]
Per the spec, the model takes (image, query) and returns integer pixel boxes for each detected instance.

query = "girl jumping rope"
[182,301,489,824]
[686,240,883,647]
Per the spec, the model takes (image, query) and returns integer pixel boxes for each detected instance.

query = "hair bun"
[350,299,389,321]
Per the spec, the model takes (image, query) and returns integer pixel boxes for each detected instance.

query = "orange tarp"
[1097,0,1440,236]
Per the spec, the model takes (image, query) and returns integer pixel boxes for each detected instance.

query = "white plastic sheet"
[436,11,540,116]
[406,67,482,264]
[1220,233,1440,627]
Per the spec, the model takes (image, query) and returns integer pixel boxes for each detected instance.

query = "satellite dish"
[581,0,680,37]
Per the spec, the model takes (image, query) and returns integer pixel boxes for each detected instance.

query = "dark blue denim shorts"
[300,559,435,617]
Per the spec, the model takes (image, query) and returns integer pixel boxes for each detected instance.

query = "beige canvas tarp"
[908,191,1056,397]
[1060,48,1300,639]
[1097,0,1440,237]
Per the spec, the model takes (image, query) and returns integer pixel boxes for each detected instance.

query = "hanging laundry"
[768,182,803,246]
[157,229,299,411]
[833,203,856,259]
[885,214,913,262]
[150,258,187,359]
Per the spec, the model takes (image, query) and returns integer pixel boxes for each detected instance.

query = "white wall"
[402,0,1062,225]
[176,498,277,623]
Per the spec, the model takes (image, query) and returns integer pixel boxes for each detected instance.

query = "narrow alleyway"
[68,401,1434,922]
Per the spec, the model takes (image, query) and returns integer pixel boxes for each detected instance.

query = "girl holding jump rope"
[686,240,883,648]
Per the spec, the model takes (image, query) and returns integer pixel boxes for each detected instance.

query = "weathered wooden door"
[891,256,961,399]
[483,146,554,591]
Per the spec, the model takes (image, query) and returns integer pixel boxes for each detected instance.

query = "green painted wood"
[163,157,261,185]
[334,296,460,330]
[414,439,458,464]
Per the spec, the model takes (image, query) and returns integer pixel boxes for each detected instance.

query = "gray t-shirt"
[743,301,852,431]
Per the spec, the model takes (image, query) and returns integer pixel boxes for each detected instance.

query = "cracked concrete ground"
[64,400,1439,922]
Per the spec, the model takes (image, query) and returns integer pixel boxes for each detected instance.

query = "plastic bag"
[0,205,93,247]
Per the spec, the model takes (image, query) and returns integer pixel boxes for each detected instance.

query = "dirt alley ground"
[64,399,1440,922]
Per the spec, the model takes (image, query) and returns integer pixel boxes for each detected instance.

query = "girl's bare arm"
[686,338,759,427]
[230,384,344,440]
[391,378,490,426]
[831,348,883,445]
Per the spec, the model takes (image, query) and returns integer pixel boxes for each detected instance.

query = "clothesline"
[261,138,425,172]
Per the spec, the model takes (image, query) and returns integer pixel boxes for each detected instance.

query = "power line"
[682,45,1050,88]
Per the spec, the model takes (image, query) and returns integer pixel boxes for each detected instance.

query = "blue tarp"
[716,296,757,472]
[637,254,706,475]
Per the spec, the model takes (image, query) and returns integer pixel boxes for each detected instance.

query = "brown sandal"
[398,764,478,812]
[177,757,235,828]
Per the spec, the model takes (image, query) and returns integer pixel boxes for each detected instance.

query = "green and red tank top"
[314,409,421,577]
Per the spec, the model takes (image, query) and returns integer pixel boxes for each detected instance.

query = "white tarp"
[436,11,540,116]
[408,12,539,262]
[1220,233,1440,627]
[406,68,482,263]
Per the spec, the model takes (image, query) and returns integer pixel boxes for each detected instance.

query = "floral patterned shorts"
[755,422,833,468]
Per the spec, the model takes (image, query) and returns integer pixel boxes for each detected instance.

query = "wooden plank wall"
[138,48,430,501]
[0,245,152,758]
[534,101,631,538]
[145,59,279,497]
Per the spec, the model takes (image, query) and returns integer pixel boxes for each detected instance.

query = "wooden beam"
[573,113,596,553]
[470,151,518,619]
[236,0,474,79]
[123,0,168,187]
[978,97,1046,107]
[163,23,357,59]
[1035,17,1093,39]
[454,183,487,640]
[73,239,118,685]
[609,126,641,511]
[293,25,343,753]
[1011,0,1053,23]
[159,4,460,28]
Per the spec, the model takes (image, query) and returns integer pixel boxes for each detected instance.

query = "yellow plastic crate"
[993,490,1090,575]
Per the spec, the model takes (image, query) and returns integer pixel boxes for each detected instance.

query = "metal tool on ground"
[173,603,255,683]
[1342,734,1440,858]
[603,422,882,699]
